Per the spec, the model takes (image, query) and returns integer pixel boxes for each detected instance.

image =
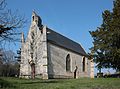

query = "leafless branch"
[0,0,27,44]
[0,0,6,10]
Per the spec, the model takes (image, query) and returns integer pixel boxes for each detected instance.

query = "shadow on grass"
[0,78,16,88]
[21,79,65,84]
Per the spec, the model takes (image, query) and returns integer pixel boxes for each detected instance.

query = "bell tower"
[32,11,42,27]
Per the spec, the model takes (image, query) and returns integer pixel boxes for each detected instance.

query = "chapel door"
[31,64,35,79]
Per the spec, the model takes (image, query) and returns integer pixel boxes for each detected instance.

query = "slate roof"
[47,28,88,56]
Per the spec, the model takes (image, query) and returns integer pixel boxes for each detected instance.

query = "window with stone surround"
[66,54,71,72]
[82,56,85,72]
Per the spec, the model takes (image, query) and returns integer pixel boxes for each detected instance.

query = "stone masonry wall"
[47,42,91,78]
[20,22,48,79]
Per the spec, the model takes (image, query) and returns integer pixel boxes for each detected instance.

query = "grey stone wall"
[47,42,91,78]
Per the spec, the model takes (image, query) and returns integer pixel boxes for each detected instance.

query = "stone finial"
[21,32,25,43]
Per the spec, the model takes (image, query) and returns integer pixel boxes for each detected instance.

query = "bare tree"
[0,0,27,42]
[0,48,19,77]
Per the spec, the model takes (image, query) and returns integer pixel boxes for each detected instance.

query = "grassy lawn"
[0,77,120,89]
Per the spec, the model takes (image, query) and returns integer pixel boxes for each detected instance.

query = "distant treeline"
[0,63,19,77]
[104,73,120,78]
[0,49,19,77]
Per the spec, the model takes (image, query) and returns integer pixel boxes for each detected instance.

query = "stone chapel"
[20,12,94,79]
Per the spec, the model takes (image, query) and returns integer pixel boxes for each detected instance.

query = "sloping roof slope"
[47,28,87,56]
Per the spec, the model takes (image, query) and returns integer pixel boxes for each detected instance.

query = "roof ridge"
[47,28,87,56]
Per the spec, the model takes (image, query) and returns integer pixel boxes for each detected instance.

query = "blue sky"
[6,0,114,74]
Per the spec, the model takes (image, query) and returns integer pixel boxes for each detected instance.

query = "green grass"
[0,77,120,89]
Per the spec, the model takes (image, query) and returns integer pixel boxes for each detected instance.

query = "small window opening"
[83,57,85,72]
[66,54,71,72]
[32,16,34,21]
[41,29,43,34]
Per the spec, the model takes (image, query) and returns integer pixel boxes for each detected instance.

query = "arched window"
[83,56,85,72]
[66,54,71,72]
[32,16,34,21]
